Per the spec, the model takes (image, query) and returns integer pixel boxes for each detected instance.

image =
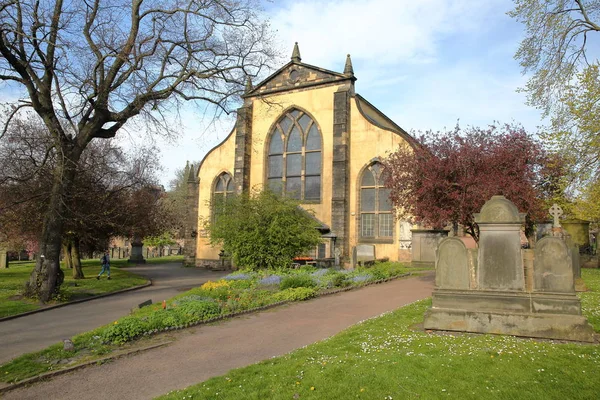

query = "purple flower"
[224,273,251,281]
[259,275,282,285]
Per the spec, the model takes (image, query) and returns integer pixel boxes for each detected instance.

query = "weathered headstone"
[411,229,449,268]
[353,244,375,266]
[128,237,146,264]
[334,247,341,268]
[435,238,470,290]
[533,237,574,293]
[476,196,526,291]
[0,245,8,269]
[63,339,74,352]
[424,195,594,342]
[0,233,8,269]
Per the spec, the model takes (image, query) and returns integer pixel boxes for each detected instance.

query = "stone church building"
[184,44,416,268]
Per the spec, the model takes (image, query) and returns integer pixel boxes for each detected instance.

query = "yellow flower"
[310,387,315,391]
[114,321,118,325]
[200,280,231,291]
[360,388,365,392]
[296,382,300,385]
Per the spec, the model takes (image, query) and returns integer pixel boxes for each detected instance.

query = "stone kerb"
[533,237,574,293]
[474,195,526,291]
[435,237,469,290]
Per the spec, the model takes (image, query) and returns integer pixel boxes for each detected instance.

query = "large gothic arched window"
[359,162,393,239]
[212,172,234,221]
[267,109,321,201]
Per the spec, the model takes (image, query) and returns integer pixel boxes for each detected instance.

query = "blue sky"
[158,0,544,186]
[0,0,545,186]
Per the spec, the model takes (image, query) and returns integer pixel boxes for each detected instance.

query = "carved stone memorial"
[0,247,7,269]
[411,229,449,268]
[0,233,8,269]
[353,244,375,266]
[424,195,594,342]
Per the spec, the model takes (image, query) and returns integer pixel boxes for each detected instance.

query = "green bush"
[280,274,316,290]
[101,316,146,345]
[102,300,221,344]
[330,272,350,288]
[358,261,409,281]
[226,279,255,290]
[177,301,221,321]
[206,190,322,270]
[272,287,317,302]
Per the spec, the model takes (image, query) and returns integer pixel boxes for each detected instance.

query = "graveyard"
[1,1,600,399]
[1,193,599,399]
[155,198,600,400]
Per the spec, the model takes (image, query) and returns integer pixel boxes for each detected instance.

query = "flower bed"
[0,262,415,384]
[102,262,414,345]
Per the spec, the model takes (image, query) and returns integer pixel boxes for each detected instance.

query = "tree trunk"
[63,242,73,269]
[71,237,84,279]
[25,153,79,302]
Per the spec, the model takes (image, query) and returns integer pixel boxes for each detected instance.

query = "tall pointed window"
[360,162,393,239]
[213,172,234,221]
[267,109,321,201]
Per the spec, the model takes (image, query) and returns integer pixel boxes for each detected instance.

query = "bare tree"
[0,112,163,279]
[0,0,275,301]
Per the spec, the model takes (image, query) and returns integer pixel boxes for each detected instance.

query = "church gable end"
[245,43,355,97]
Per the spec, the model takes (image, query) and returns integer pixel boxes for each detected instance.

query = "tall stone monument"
[0,232,8,269]
[0,245,8,269]
[424,195,594,342]
[128,236,146,264]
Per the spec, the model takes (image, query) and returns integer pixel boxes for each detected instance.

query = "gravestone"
[0,247,7,269]
[0,235,8,269]
[533,237,574,292]
[411,229,449,268]
[0,233,8,269]
[435,237,470,290]
[424,195,594,342]
[535,221,553,242]
[353,244,375,266]
[476,196,526,291]
[128,237,146,264]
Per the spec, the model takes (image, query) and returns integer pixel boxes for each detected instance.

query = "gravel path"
[0,263,227,364]
[2,272,434,400]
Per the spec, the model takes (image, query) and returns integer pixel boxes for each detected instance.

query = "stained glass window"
[359,162,393,239]
[213,172,234,222]
[266,109,321,201]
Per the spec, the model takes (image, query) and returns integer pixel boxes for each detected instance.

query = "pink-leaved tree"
[383,124,565,241]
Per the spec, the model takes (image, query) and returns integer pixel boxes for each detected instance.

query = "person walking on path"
[97,250,111,280]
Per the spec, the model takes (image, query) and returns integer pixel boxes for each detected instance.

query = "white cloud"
[386,62,544,133]
[270,0,504,68]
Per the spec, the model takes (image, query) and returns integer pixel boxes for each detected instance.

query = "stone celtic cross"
[549,203,563,228]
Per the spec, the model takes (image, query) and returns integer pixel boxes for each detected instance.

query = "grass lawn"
[159,269,600,400]
[0,256,182,318]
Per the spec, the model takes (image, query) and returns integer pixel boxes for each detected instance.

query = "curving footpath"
[1,272,434,400]
[0,263,228,365]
